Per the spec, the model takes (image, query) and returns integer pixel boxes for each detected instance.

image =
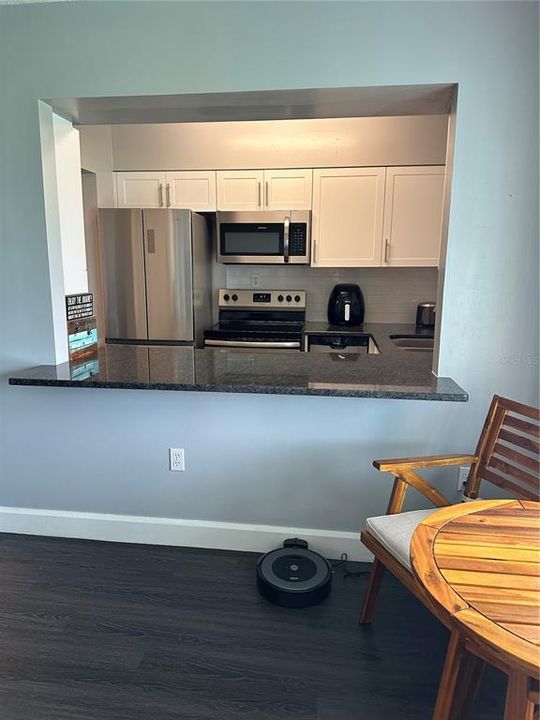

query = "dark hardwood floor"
[0,533,505,719]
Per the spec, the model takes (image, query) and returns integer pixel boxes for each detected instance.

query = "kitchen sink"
[390,335,434,351]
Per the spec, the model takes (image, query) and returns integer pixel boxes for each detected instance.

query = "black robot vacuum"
[256,538,332,608]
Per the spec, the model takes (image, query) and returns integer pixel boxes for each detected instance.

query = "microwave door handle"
[284,216,290,263]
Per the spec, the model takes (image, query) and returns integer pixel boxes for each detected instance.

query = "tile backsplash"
[225,266,438,324]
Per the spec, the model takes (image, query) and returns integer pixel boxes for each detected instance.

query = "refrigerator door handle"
[146,229,156,254]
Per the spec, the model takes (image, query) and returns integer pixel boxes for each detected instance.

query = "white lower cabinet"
[382,166,445,267]
[311,168,386,267]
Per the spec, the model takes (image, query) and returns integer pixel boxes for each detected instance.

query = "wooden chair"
[359,394,540,718]
[360,395,539,623]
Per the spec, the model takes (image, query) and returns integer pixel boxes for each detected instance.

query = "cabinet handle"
[384,239,390,264]
[265,181,269,207]
[258,181,262,207]
[158,184,164,207]
[284,216,290,264]
[166,183,171,207]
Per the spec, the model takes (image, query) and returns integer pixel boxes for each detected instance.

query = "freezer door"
[99,209,148,340]
[143,210,194,342]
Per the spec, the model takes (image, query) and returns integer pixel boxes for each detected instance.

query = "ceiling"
[48,84,456,125]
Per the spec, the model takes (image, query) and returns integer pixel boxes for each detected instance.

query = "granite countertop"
[8,324,467,401]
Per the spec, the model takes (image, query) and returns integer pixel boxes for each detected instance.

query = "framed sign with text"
[65,293,94,321]
[66,293,98,365]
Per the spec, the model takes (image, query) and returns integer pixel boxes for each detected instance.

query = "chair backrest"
[465,395,540,501]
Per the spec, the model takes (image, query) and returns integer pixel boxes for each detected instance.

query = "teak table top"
[410,499,540,678]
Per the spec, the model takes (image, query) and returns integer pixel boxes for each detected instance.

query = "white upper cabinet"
[382,166,445,267]
[264,169,312,210]
[216,169,312,211]
[116,171,217,210]
[166,171,217,211]
[216,170,265,211]
[311,168,386,267]
[116,172,166,208]
[115,167,445,267]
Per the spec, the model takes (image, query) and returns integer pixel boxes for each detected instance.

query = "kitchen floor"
[0,534,504,720]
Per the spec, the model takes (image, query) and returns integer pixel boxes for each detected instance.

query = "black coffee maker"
[327,284,365,326]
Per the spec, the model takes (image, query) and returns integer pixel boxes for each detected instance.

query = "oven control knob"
[223,293,230,301]
[286,295,292,302]
[294,295,301,303]
[277,295,284,302]
[232,294,238,302]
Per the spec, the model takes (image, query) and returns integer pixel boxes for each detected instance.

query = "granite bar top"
[8,324,467,401]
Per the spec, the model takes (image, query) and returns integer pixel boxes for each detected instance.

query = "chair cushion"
[366,508,436,570]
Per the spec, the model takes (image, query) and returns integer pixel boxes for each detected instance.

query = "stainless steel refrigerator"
[99,209,212,347]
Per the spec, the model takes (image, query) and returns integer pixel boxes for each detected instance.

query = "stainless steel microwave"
[217,211,311,264]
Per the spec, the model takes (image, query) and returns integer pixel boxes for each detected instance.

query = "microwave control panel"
[289,224,308,256]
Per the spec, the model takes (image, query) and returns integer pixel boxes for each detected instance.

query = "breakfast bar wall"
[0,2,538,551]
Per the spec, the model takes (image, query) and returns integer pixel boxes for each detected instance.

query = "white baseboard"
[0,506,373,562]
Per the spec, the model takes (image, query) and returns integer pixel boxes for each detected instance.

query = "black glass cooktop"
[204,321,304,341]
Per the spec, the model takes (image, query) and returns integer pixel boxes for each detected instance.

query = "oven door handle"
[205,339,300,349]
[283,216,290,264]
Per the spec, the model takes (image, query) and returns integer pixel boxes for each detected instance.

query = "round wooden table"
[410,499,540,720]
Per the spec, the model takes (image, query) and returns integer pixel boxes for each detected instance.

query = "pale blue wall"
[0,2,538,530]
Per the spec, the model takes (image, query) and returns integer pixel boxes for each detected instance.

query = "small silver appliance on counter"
[99,209,212,346]
[217,211,310,264]
[416,302,436,329]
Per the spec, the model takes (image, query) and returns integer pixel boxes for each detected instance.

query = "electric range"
[204,289,306,351]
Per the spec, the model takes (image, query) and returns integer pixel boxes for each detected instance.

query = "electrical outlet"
[169,448,185,472]
[457,465,470,492]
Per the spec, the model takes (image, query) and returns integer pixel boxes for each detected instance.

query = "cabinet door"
[216,170,264,211]
[264,169,312,210]
[166,171,216,211]
[116,172,166,208]
[311,168,386,267]
[383,167,445,267]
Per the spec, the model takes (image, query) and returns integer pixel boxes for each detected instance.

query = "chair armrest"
[373,454,477,472]
[396,469,451,507]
